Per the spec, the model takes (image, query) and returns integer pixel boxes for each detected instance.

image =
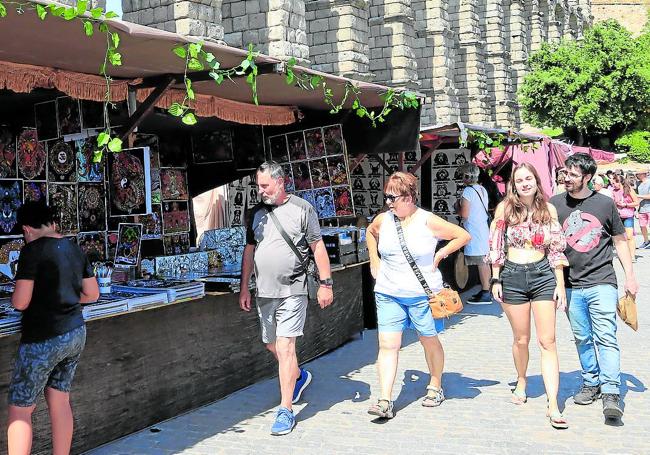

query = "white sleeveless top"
[374,208,444,298]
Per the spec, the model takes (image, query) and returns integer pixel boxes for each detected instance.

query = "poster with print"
[77,231,107,263]
[268,135,289,163]
[281,163,294,192]
[48,183,78,235]
[161,200,190,234]
[78,183,106,232]
[327,155,348,186]
[287,131,307,162]
[312,188,336,218]
[0,179,23,236]
[160,168,189,201]
[292,161,311,190]
[323,124,344,156]
[309,158,330,188]
[133,134,161,204]
[48,140,77,182]
[56,96,82,136]
[115,223,143,267]
[75,137,103,183]
[333,186,354,216]
[0,126,17,179]
[23,181,47,203]
[163,232,190,256]
[17,129,46,181]
[34,100,58,141]
[304,127,325,159]
[135,203,162,239]
[0,238,24,281]
[107,147,151,216]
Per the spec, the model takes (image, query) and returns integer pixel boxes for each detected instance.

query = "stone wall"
[592,0,648,37]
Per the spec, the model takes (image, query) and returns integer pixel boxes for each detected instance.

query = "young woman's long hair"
[503,163,552,226]
[613,174,632,197]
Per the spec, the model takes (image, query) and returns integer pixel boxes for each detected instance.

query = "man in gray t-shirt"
[635,170,650,248]
[240,161,333,436]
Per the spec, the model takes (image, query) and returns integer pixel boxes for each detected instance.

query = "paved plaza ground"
[88,250,650,455]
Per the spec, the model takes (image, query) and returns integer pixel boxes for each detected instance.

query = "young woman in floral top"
[488,163,569,429]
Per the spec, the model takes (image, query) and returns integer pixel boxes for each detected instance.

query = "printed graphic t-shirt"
[550,191,625,288]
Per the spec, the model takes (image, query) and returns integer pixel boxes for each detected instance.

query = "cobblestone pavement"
[88,250,650,455]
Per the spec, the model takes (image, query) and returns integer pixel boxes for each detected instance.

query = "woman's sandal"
[511,387,527,405]
[422,386,445,407]
[547,409,569,429]
[368,399,394,419]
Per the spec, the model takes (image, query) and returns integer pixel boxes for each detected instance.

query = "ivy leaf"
[204,52,215,63]
[36,5,47,20]
[352,99,359,109]
[188,43,201,59]
[107,137,123,153]
[185,78,192,90]
[187,88,195,100]
[209,71,224,84]
[168,103,184,117]
[83,21,93,36]
[310,75,322,89]
[63,8,77,20]
[97,132,111,147]
[172,46,187,59]
[92,150,103,163]
[99,23,108,33]
[111,32,120,49]
[285,71,295,85]
[104,11,119,19]
[76,0,88,16]
[90,7,103,19]
[188,58,203,71]
[108,51,121,66]
[287,57,297,67]
[182,112,197,125]
[240,59,250,71]
[246,73,254,84]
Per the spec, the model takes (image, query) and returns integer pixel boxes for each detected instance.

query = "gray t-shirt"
[246,195,322,298]
[638,180,650,213]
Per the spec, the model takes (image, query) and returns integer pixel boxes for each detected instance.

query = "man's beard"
[262,191,279,205]
[567,179,585,195]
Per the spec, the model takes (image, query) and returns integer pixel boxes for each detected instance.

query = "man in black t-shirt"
[8,202,99,455]
[550,154,638,422]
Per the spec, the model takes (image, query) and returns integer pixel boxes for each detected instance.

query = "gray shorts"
[465,255,487,266]
[256,295,308,344]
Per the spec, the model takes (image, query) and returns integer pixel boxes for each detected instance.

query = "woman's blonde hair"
[384,172,419,202]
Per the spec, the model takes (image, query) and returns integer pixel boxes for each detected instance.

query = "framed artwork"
[333,186,354,216]
[327,155,349,185]
[281,164,294,192]
[323,124,344,155]
[304,127,326,159]
[133,134,161,204]
[107,214,135,232]
[107,147,151,216]
[312,188,336,218]
[292,161,312,190]
[163,232,190,255]
[77,231,107,263]
[0,238,24,281]
[191,130,233,164]
[0,126,17,178]
[295,190,316,210]
[287,131,307,161]
[23,181,47,203]
[161,200,190,234]
[0,179,23,235]
[115,223,143,267]
[268,135,289,163]
[75,137,103,182]
[48,183,78,235]
[34,100,58,141]
[160,168,189,201]
[106,231,118,261]
[80,100,105,130]
[17,129,46,180]
[48,140,77,182]
[135,203,162,239]
[309,158,330,188]
[78,183,106,232]
[56,96,82,136]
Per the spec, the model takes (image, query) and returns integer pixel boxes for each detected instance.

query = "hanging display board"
[431,148,470,225]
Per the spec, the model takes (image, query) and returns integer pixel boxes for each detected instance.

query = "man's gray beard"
[262,194,277,205]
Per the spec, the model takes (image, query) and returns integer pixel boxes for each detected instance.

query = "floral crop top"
[488,219,569,268]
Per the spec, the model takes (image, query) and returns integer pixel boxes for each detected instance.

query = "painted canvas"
[56,96,82,136]
[77,231,107,263]
[48,140,77,182]
[17,129,46,180]
[115,223,143,267]
[135,203,162,239]
[327,155,349,185]
[281,163,294,192]
[309,158,330,188]
[197,226,245,265]
[312,188,336,218]
[0,126,17,178]
[191,130,233,163]
[23,181,47,203]
[304,128,326,159]
[78,183,106,232]
[48,183,78,235]
[0,180,23,235]
[106,231,118,261]
[292,161,312,190]
[80,100,105,130]
[323,124,344,155]
[163,232,190,256]
[295,190,316,211]
[33,100,58,141]
[160,168,189,201]
[75,137,103,182]
[333,186,354,216]
[107,147,151,216]
[287,131,307,161]
[107,214,135,232]
[162,200,190,234]
[133,134,161,204]
[268,135,289,163]
[0,238,24,282]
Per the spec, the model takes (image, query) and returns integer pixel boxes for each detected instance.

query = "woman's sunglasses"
[383,194,401,203]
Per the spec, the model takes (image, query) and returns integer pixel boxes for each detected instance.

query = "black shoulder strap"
[266,208,309,270]
[393,214,433,297]
[469,185,489,215]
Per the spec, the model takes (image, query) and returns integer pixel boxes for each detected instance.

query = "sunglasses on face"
[383,194,402,203]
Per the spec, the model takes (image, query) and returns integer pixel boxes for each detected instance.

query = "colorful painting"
[0,239,24,281]
[48,140,77,182]
[295,190,316,210]
[292,161,312,190]
[309,158,330,188]
[80,100,105,130]
[23,181,47,203]
[34,100,58,141]
[327,155,349,185]
[106,231,118,261]
[268,135,289,162]
[160,168,189,201]
[162,200,190,234]
[48,183,78,235]
[135,203,162,239]
[77,231,107,263]
[287,131,307,161]
[163,232,190,256]
[155,251,209,276]
[0,126,17,178]
[333,186,354,216]
[0,180,23,235]
[281,164,294,192]
[323,124,344,155]
[305,128,326,159]
[191,130,233,163]
[107,147,150,216]
[56,96,82,136]
[78,183,106,232]
[17,129,46,180]
[115,223,143,267]
[197,226,245,265]
[312,188,336,218]
[75,137,103,182]
[133,134,161,204]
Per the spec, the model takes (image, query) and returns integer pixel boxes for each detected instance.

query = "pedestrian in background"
[611,174,639,261]
[554,168,567,195]
[366,172,470,418]
[592,175,613,198]
[488,163,569,429]
[635,169,650,248]
[8,202,99,455]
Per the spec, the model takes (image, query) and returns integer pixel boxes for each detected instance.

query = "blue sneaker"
[292,369,312,404]
[271,407,296,435]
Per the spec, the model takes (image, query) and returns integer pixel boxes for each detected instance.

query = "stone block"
[246,2,261,14]
[249,12,266,28]
[225,31,243,46]
[268,26,285,41]
[268,9,290,27]
[176,18,206,37]
[223,18,233,33]
[141,8,154,24]
[233,15,248,30]
[310,18,330,33]
[243,30,259,44]
[231,2,245,17]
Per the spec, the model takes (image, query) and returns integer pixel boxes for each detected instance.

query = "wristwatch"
[489,278,502,286]
[319,278,334,286]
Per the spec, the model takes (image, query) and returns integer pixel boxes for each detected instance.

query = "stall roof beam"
[133,63,282,89]
[120,75,175,141]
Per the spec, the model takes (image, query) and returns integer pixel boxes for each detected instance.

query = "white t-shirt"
[461,184,490,257]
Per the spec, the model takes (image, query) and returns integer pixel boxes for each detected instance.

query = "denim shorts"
[375,293,444,337]
[8,325,86,407]
[501,258,556,305]
[622,217,634,228]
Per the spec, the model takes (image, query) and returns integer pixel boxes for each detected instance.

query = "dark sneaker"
[573,384,601,405]
[602,393,624,418]
[467,290,492,305]
[271,407,296,435]
[292,369,312,404]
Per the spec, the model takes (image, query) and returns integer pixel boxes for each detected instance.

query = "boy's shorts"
[8,325,86,407]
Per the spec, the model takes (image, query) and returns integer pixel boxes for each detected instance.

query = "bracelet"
[489,278,502,286]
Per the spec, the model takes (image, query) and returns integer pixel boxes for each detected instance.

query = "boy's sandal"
[368,399,394,419]
[422,386,445,407]
[548,410,569,429]
[511,388,527,405]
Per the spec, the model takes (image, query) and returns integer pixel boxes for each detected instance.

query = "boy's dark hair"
[564,153,597,182]
[17,201,57,229]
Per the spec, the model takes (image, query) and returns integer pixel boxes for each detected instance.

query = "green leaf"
[0,2,6,17]
[107,137,122,153]
[185,78,192,91]
[104,11,118,19]
[90,7,102,19]
[188,43,201,59]
[63,8,77,20]
[92,150,103,163]
[97,132,111,147]
[246,73,254,84]
[168,103,184,117]
[111,32,120,49]
[36,4,47,20]
[108,51,122,66]
[188,58,203,71]
[310,75,322,89]
[240,59,250,71]
[99,62,106,75]
[173,46,187,59]
[210,72,224,84]
[204,52,215,63]
[76,0,88,16]
[187,88,195,100]
[285,71,295,85]
[99,23,108,33]
[182,112,197,125]
[287,57,297,67]
[83,20,93,36]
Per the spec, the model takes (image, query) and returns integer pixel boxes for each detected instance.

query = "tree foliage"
[519,20,650,141]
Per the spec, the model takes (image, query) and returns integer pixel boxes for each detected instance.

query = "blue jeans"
[566,285,620,394]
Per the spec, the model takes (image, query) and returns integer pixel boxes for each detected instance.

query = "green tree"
[519,20,650,145]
